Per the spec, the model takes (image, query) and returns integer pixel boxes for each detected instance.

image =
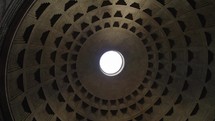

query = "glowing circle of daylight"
[99,50,125,76]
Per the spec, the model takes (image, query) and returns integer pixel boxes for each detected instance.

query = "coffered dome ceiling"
[0,0,215,121]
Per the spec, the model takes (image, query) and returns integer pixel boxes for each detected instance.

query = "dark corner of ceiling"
[0,0,34,121]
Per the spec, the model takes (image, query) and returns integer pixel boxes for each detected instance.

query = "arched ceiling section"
[0,0,215,121]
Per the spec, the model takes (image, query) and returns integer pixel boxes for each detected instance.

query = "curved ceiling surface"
[1,0,215,121]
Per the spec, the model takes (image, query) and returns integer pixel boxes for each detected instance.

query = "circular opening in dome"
[99,50,125,76]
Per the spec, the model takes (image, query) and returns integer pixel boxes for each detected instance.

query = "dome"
[0,0,215,121]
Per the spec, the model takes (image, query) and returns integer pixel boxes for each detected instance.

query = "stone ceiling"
[0,0,215,121]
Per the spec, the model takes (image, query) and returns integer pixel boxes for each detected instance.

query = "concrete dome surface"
[0,0,215,121]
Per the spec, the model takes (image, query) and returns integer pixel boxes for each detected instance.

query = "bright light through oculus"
[99,50,125,76]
